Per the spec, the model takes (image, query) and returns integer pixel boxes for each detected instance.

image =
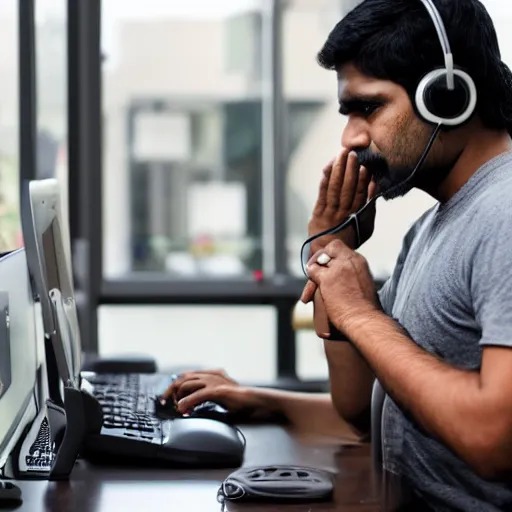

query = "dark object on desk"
[155,397,232,423]
[81,354,157,374]
[0,481,22,507]
[49,388,89,481]
[217,465,335,504]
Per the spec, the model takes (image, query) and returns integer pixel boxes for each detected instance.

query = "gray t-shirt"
[378,151,512,511]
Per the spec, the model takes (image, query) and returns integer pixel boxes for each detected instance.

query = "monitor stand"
[47,386,103,481]
[43,291,104,480]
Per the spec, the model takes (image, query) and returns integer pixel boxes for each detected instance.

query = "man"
[164,0,512,509]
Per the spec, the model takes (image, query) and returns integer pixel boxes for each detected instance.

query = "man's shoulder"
[470,163,512,221]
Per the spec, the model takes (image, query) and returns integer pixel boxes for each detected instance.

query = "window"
[102,0,270,279]
[0,2,21,252]
[98,305,277,382]
[35,0,68,236]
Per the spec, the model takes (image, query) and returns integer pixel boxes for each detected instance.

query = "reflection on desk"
[11,425,380,512]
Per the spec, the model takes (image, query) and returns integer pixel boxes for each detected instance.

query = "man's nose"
[341,118,371,151]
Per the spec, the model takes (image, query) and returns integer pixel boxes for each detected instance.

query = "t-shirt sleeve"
[378,208,435,317]
[470,211,512,348]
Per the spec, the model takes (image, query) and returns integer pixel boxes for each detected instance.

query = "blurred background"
[1,0,511,386]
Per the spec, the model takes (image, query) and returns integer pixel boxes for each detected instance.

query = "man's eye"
[338,100,383,117]
[361,103,378,117]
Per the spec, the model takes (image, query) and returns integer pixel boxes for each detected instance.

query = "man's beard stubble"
[356,127,455,201]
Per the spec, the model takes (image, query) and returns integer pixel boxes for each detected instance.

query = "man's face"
[337,64,455,200]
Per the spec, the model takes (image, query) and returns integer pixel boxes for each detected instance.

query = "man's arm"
[324,340,375,435]
[163,370,363,441]
[248,388,365,440]
[343,310,512,479]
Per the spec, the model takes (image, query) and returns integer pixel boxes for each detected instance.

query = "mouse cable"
[234,426,246,449]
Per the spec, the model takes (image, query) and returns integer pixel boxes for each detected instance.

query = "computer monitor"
[0,250,40,470]
[21,179,81,389]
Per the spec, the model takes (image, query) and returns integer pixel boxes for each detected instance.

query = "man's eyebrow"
[338,94,387,114]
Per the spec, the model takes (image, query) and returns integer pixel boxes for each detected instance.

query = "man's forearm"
[248,388,363,441]
[324,341,375,434]
[342,310,501,474]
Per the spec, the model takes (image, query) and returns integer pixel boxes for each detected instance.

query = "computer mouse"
[188,401,231,422]
[154,397,182,419]
[155,397,231,423]
[161,418,244,468]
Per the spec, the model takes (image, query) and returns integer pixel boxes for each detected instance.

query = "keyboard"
[79,372,245,468]
[84,373,175,443]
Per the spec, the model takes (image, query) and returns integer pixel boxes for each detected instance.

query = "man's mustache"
[355,149,389,177]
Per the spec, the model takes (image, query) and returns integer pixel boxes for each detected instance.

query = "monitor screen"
[0,291,12,400]
[21,179,81,387]
[42,217,76,380]
[0,250,39,468]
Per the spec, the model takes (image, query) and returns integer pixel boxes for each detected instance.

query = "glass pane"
[98,305,277,383]
[0,2,20,252]
[102,0,268,279]
[283,0,436,279]
[296,330,328,381]
[35,0,68,241]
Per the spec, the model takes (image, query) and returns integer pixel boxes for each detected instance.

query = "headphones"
[415,0,477,127]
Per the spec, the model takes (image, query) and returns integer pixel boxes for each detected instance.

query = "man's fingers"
[161,373,200,400]
[301,280,317,304]
[177,389,216,414]
[304,261,325,286]
[323,239,354,259]
[161,381,179,401]
[208,369,227,377]
[353,166,371,210]
[326,149,349,208]
[304,246,334,285]
[338,151,359,211]
[174,380,206,401]
[313,158,336,215]
[307,240,350,266]
[368,178,379,201]
[305,239,354,280]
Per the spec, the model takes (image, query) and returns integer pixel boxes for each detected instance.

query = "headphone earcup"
[425,75,469,119]
[415,69,477,127]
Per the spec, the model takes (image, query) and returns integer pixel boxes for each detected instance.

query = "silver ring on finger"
[316,253,332,266]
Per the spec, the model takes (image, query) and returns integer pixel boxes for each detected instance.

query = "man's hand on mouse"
[160,369,264,415]
[302,149,378,301]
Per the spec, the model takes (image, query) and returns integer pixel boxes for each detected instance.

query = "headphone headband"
[415,0,477,126]
[419,0,454,89]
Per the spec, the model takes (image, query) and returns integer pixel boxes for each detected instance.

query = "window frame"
[19,0,37,184]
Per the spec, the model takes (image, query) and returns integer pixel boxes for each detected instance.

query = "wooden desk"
[9,425,380,512]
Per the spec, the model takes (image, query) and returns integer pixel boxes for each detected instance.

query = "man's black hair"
[318,0,512,133]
